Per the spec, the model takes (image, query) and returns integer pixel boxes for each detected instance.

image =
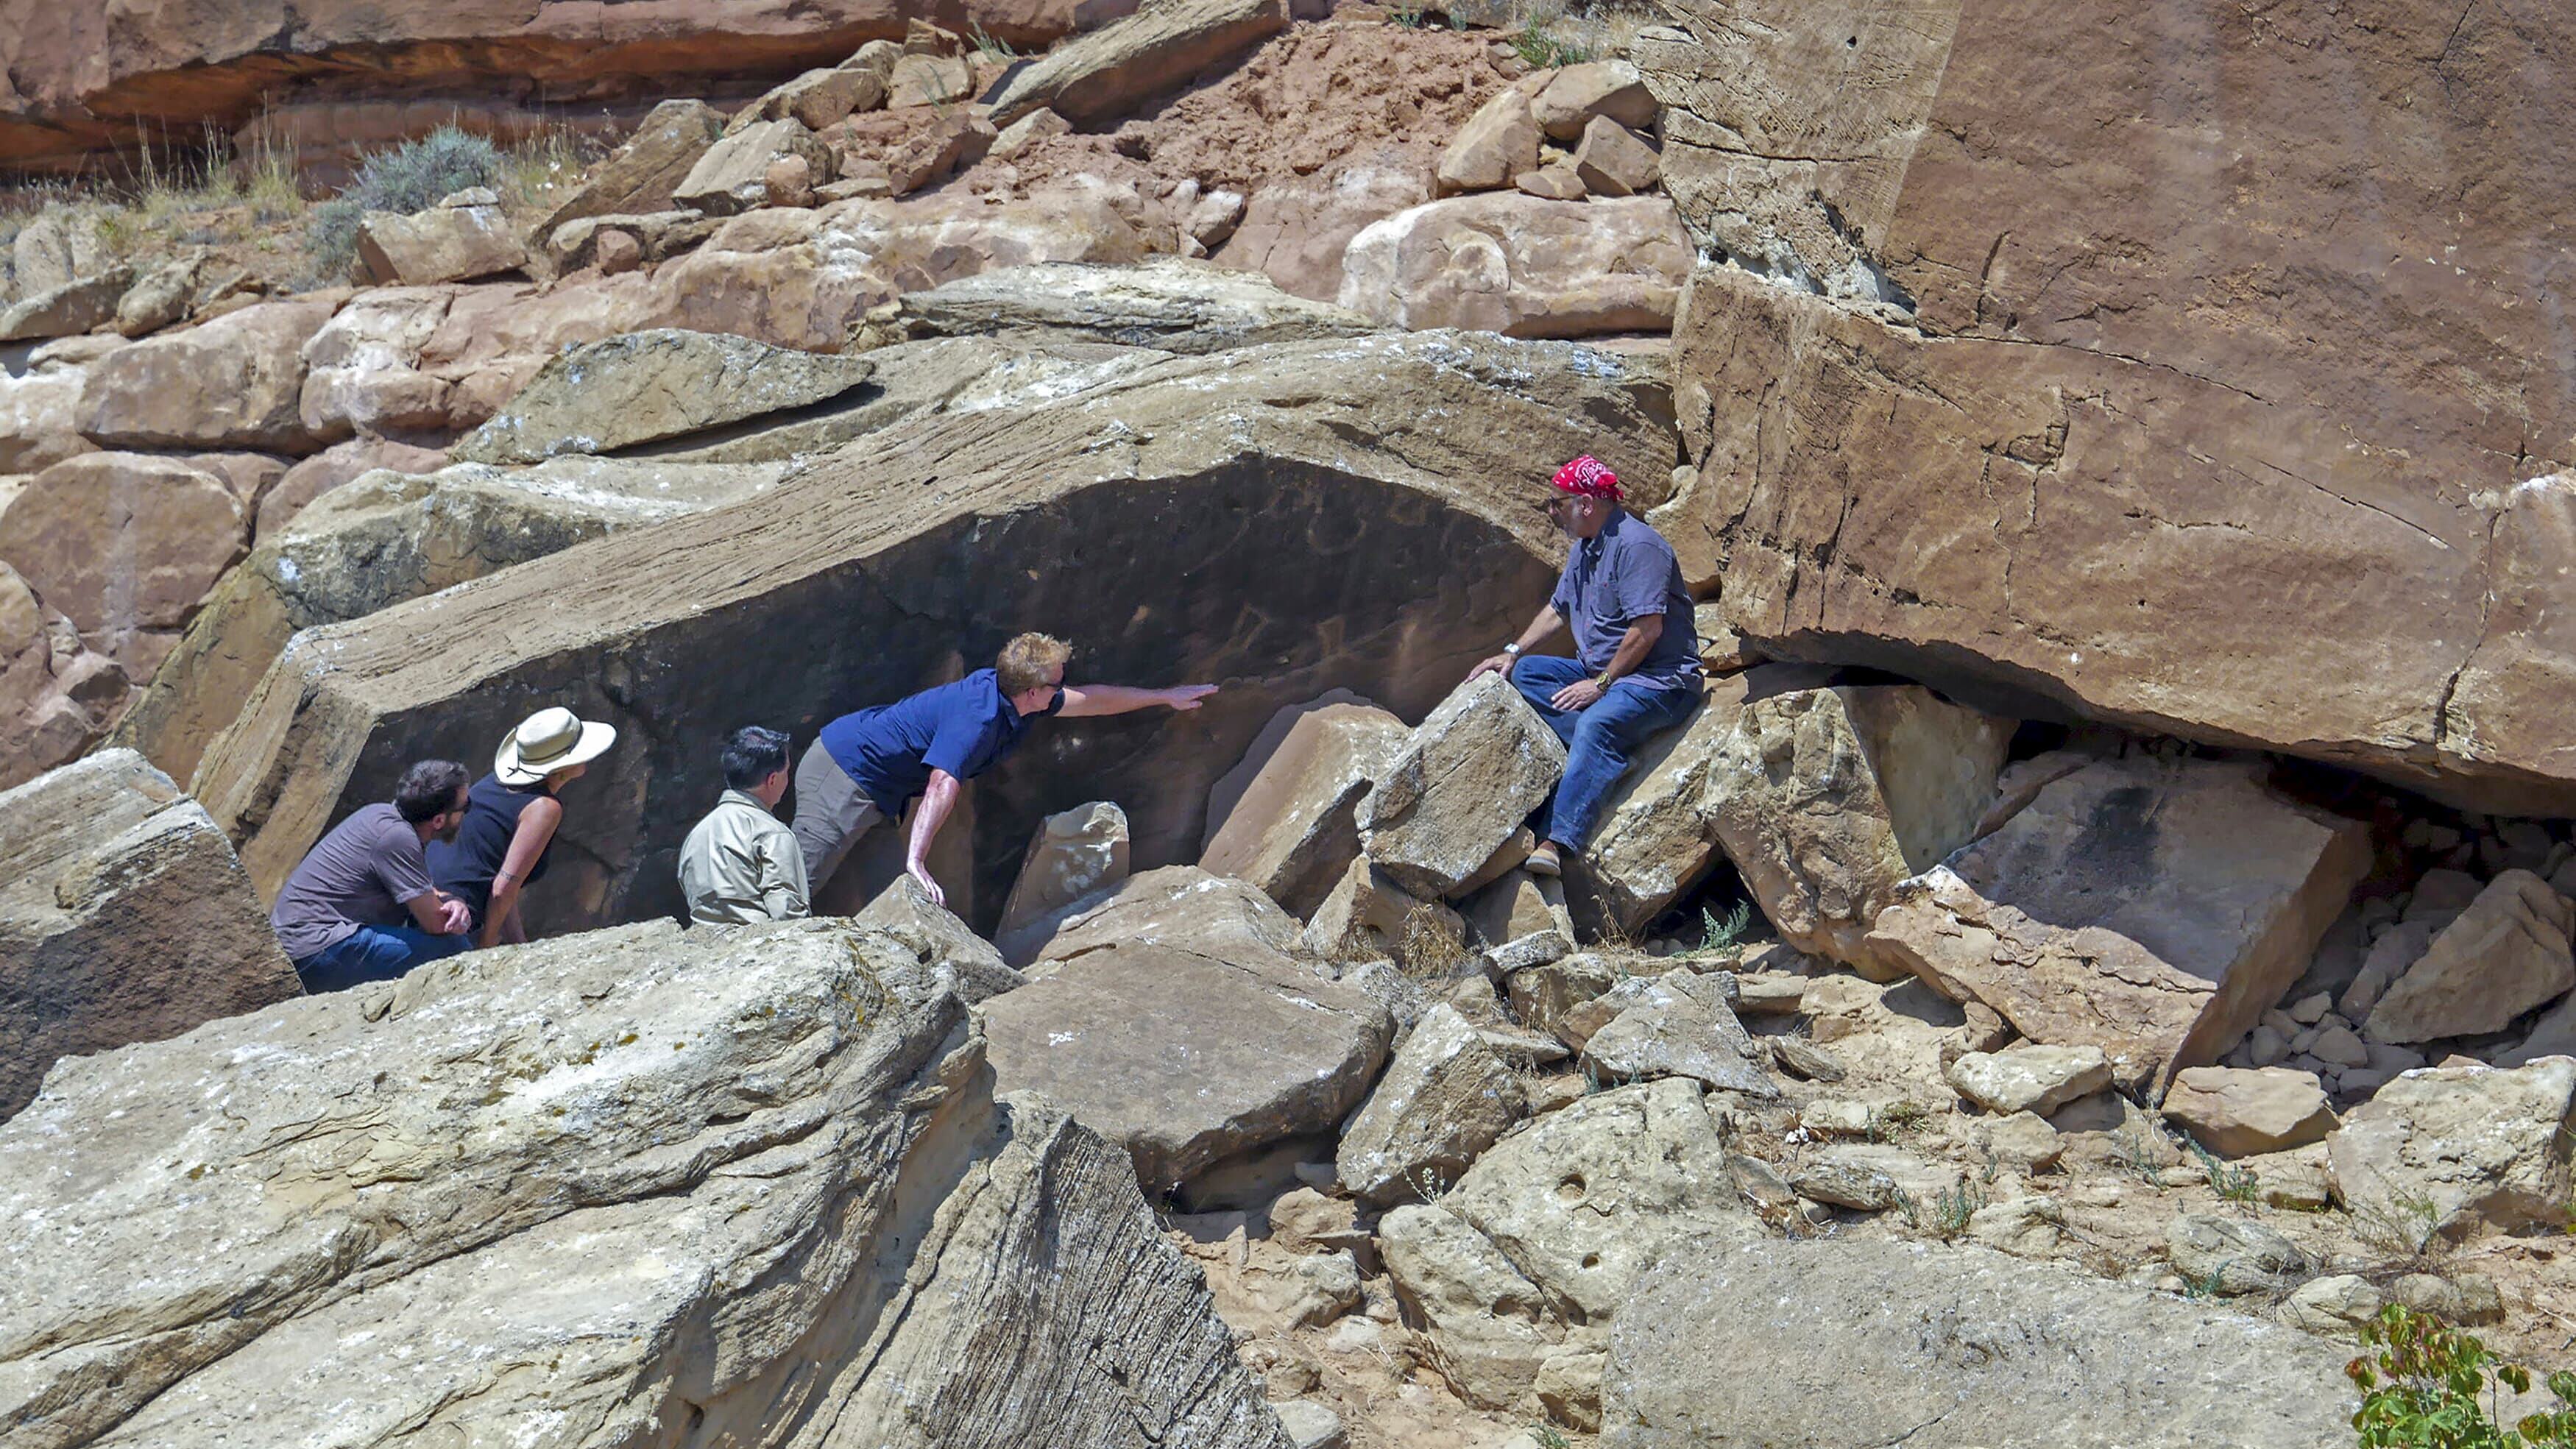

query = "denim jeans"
[294,924,472,993]
[1511,654,1702,851]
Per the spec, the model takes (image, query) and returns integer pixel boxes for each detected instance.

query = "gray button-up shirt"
[678,790,811,925]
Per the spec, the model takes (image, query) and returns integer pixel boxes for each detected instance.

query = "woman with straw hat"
[429,706,618,949]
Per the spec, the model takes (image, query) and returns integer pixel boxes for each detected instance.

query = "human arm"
[759,826,811,921]
[1469,603,1567,681]
[479,796,562,949]
[404,890,472,935]
[1056,683,1217,718]
[1548,614,1664,711]
[905,770,961,906]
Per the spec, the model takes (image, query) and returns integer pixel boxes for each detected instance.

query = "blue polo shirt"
[1549,508,1701,689]
[818,668,1063,815]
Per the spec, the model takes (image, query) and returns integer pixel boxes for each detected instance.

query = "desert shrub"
[305,125,502,282]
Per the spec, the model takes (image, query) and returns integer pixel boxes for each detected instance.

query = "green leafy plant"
[1530,1428,1571,1449]
[2348,1304,2576,1447]
[1390,5,1426,26]
[1866,1099,1931,1144]
[1512,21,1593,68]
[2112,1123,2169,1190]
[305,124,503,282]
[2190,1138,2264,1205]
[967,21,1019,58]
[1691,899,1755,957]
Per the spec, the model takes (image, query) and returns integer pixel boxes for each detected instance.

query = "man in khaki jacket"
[678,726,810,924]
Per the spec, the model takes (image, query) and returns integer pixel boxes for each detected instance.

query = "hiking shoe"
[1524,841,1563,878]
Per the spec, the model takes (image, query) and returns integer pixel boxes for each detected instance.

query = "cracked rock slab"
[1602,1237,2357,1448]
[1360,672,1567,899]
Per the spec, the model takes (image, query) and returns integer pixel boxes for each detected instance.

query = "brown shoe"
[1524,841,1563,878]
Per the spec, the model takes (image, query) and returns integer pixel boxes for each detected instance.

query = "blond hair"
[996,632,1072,695]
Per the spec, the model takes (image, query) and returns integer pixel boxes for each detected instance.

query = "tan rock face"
[2162,1066,2335,1159]
[993,799,1131,958]
[0,363,96,473]
[2328,1057,2576,1249]
[1301,855,1464,973]
[986,0,1289,125]
[1946,1044,2111,1116]
[358,200,528,285]
[0,264,133,341]
[0,451,246,641]
[526,99,724,249]
[860,255,1380,357]
[1709,672,2011,973]
[0,749,297,1120]
[739,63,886,132]
[1359,673,1568,900]
[1339,194,1694,338]
[1641,0,2576,814]
[456,327,879,464]
[1576,971,1774,1097]
[1572,115,1659,197]
[1533,59,1655,142]
[1870,754,2371,1095]
[1436,82,1542,195]
[0,915,1286,1446]
[1217,156,1430,302]
[1336,1002,1526,1205]
[1200,698,1409,917]
[2363,871,2576,1044]
[79,295,343,453]
[675,117,833,217]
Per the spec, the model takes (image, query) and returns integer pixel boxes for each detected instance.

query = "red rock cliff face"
[1640,0,2576,815]
[0,0,1130,172]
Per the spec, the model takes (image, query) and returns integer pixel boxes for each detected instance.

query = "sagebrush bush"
[304,125,502,282]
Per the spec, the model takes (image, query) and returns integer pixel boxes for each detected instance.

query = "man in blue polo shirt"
[1468,454,1701,879]
[792,631,1217,904]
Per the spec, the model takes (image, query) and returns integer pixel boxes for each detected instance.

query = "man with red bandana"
[1468,454,1701,878]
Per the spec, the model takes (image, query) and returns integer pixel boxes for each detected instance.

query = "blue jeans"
[1512,655,1702,851]
[294,924,471,993]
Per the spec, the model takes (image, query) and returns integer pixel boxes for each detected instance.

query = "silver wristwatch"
[1503,643,1523,657]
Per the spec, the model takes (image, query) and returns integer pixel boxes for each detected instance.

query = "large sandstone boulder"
[525,99,726,253]
[2363,869,2576,1043]
[116,456,785,787]
[984,0,1289,125]
[1200,697,1409,916]
[673,116,834,216]
[0,749,298,1120]
[454,327,880,464]
[0,561,127,789]
[1338,194,1694,338]
[993,799,1130,957]
[0,264,132,341]
[1436,82,1543,196]
[1577,970,1774,1097]
[77,295,342,453]
[1359,673,1568,899]
[1708,670,2011,970]
[1637,3,2576,815]
[0,916,1287,1447]
[856,256,1381,355]
[2162,1066,2337,1158]
[651,188,1163,351]
[188,332,1670,931]
[0,452,249,653]
[1217,155,1431,302]
[358,192,528,285]
[0,358,95,473]
[1602,1238,2357,1447]
[1335,1002,1524,1205]
[1870,754,2370,1094]
[981,866,1391,1198]
[1378,1202,1564,1410]
[2326,1057,2576,1248]
[1573,675,1741,935]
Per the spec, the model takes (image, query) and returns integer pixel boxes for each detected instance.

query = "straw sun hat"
[495,706,618,787]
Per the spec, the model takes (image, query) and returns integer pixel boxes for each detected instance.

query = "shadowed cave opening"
[326,458,1560,940]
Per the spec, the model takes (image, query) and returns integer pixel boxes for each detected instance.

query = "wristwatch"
[1503,643,1522,658]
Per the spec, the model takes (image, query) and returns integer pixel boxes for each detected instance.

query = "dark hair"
[394,759,470,823]
[722,726,791,790]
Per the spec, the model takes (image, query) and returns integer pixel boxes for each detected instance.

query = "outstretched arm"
[1057,683,1217,718]
[1469,603,1567,680]
[905,770,962,907]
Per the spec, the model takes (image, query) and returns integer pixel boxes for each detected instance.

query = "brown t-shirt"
[269,804,434,961]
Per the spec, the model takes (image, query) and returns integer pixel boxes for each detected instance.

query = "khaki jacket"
[678,790,810,924]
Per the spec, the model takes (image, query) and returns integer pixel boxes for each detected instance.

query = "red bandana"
[1551,454,1622,503]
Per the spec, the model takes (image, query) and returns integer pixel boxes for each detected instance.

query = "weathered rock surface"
[2327,1057,2576,1247]
[0,915,1286,1447]
[2167,1213,2310,1296]
[1359,673,1568,899]
[0,452,248,648]
[1217,156,1430,302]
[2162,1066,2336,1158]
[1573,116,1660,198]
[1435,82,1542,196]
[1577,971,1774,1097]
[1639,1,2576,814]
[1946,1044,2112,1116]
[1574,676,1740,935]
[0,358,94,473]
[994,799,1130,959]
[1602,1237,2356,1447]
[358,194,528,286]
[0,264,132,341]
[525,99,726,252]
[1301,857,1464,974]
[850,873,1023,1002]
[675,117,835,216]
[77,296,342,453]
[0,749,297,1120]
[456,327,878,464]
[1709,673,2011,972]
[985,0,1289,126]
[983,867,1390,1197]
[1339,194,1694,338]
[857,256,1379,356]
[258,435,453,538]
[1378,1202,1562,1409]
[1533,60,1656,142]
[2364,870,2576,1044]
[1201,697,1409,917]
[1871,754,2369,1094]
[191,331,1669,933]
[116,456,785,787]
[1335,1002,1524,1205]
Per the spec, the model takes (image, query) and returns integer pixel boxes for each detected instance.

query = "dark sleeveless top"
[428,774,556,927]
